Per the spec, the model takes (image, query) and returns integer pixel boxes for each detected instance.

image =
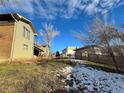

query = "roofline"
[14,13,37,35]
[0,13,37,35]
[75,45,100,51]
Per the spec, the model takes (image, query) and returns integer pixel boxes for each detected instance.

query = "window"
[23,44,28,50]
[23,27,30,40]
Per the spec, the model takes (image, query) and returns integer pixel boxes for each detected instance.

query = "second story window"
[23,27,30,40]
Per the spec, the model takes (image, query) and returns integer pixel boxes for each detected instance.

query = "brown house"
[0,13,36,61]
[75,45,102,59]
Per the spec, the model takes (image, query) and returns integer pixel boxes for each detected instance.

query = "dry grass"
[0,60,70,93]
[0,59,122,93]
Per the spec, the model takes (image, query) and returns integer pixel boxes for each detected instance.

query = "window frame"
[23,44,28,50]
[23,27,30,40]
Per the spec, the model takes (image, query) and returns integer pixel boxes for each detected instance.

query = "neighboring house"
[109,45,124,56]
[34,43,42,56]
[62,46,77,58]
[40,44,49,56]
[75,45,102,59]
[34,44,49,57]
[0,13,36,60]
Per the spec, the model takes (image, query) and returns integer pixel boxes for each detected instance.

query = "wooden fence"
[76,54,124,69]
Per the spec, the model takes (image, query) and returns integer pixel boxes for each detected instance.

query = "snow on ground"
[61,64,124,93]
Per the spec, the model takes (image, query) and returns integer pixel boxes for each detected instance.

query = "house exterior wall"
[75,46,102,59]
[75,49,83,59]
[11,21,34,59]
[40,45,48,56]
[0,23,15,59]
[67,48,76,55]
[62,47,76,58]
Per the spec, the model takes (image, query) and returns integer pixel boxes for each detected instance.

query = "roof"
[34,43,48,52]
[62,46,77,51]
[0,13,37,35]
[34,43,42,51]
[41,44,48,47]
[67,46,77,49]
[75,45,100,51]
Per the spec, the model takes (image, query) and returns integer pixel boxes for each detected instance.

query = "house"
[0,13,36,61]
[107,45,124,56]
[34,43,42,56]
[33,44,49,57]
[62,46,77,58]
[40,44,49,57]
[75,45,102,59]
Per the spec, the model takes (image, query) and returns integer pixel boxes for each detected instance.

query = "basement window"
[23,44,28,50]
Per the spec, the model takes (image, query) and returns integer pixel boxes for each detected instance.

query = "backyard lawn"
[0,60,72,93]
[0,59,124,93]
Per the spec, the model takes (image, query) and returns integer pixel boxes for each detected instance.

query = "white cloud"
[0,0,124,19]
[85,3,97,15]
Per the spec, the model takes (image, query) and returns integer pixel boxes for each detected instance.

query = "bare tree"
[119,23,124,42]
[0,0,4,4]
[0,0,10,5]
[0,0,7,6]
[40,23,59,58]
[73,15,120,70]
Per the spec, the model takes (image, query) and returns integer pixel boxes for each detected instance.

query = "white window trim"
[23,27,30,40]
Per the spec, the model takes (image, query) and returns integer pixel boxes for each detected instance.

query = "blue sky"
[0,0,124,52]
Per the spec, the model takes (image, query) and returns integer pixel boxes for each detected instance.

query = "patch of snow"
[62,64,124,93]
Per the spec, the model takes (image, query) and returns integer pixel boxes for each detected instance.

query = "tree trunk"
[103,30,119,71]
[105,38,119,71]
[108,48,119,71]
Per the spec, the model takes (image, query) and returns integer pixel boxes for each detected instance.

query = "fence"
[77,54,124,70]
